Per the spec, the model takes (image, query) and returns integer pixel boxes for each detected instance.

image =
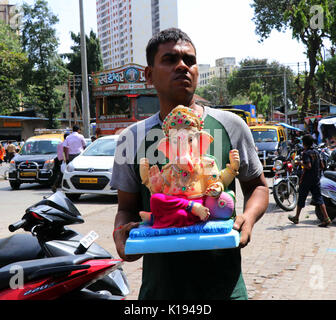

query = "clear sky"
[13,0,308,69]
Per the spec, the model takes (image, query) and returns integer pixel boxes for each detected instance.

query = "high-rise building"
[96,0,178,70]
[198,57,237,87]
[0,0,20,29]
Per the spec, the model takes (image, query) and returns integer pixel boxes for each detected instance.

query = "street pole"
[318,97,321,115]
[79,0,90,138]
[284,70,288,137]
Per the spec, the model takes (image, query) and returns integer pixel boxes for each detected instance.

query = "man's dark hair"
[146,28,196,66]
[72,125,80,132]
[302,134,314,148]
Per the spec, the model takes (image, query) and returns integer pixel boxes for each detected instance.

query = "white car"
[62,135,119,200]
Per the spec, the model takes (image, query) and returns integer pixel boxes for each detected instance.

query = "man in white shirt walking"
[63,125,86,164]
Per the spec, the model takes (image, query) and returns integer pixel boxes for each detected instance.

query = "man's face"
[145,40,199,105]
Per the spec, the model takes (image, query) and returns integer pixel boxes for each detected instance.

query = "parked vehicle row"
[7,133,118,200]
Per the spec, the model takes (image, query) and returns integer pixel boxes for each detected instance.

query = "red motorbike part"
[0,258,122,300]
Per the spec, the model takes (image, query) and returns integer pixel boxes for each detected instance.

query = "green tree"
[196,76,230,105]
[316,55,336,104]
[0,21,27,114]
[62,30,103,118]
[248,81,270,116]
[251,0,336,115]
[227,58,295,116]
[21,0,68,128]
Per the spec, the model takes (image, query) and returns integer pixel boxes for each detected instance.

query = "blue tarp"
[277,122,303,131]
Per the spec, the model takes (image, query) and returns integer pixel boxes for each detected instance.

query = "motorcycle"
[272,149,300,211]
[0,191,129,300]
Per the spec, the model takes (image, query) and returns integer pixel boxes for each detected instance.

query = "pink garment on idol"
[150,193,204,229]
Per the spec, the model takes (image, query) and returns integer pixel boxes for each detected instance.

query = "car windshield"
[82,138,117,156]
[252,129,278,142]
[20,140,60,155]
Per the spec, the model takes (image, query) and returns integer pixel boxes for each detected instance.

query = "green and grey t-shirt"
[111,106,263,300]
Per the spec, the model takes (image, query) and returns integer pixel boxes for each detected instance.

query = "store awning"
[277,123,303,131]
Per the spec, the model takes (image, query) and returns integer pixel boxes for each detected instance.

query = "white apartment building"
[96,0,178,70]
[198,57,237,87]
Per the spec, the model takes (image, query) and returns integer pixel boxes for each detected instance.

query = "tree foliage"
[316,55,336,104]
[195,77,230,105]
[61,30,103,118]
[251,0,336,115]
[227,58,295,117]
[21,0,68,128]
[0,21,27,114]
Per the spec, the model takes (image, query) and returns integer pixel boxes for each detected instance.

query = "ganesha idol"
[139,105,240,228]
[124,105,241,255]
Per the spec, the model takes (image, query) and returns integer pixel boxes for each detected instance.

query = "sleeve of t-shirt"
[110,126,141,193]
[235,118,263,182]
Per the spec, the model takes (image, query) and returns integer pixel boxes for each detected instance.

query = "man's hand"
[233,215,252,248]
[236,173,269,248]
[113,221,143,262]
[114,190,143,262]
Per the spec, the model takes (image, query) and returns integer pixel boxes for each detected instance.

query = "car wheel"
[65,193,81,201]
[9,180,21,190]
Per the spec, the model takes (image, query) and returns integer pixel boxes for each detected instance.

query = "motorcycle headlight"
[43,159,54,170]
[274,159,283,171]
[66,162,75,172]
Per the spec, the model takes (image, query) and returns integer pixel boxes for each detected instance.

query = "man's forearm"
[235,174,269,247]
[242,183,269,226]
[114,209,141,229]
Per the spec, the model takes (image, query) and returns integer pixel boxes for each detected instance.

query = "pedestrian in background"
[63,125,86,164]
[0,143,5,165]
[52,132,69,193]
[6,141,16,162]
[288,134,331,227]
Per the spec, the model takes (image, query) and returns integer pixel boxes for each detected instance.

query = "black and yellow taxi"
[250,124,289,171]
[8,133,64,189]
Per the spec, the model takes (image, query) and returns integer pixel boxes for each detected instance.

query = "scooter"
[0,191,129,300]
[315,171,336,222]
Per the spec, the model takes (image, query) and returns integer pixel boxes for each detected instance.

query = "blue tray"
[125,219,240,254]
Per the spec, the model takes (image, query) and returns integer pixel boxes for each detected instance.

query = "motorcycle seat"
[0,254,91,291]
[324,171,336,182]
[0,234,43,268]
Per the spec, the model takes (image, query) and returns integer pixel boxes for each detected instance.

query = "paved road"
[0,174,336,300]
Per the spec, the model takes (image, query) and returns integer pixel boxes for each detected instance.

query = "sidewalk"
[241,197,336,300]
